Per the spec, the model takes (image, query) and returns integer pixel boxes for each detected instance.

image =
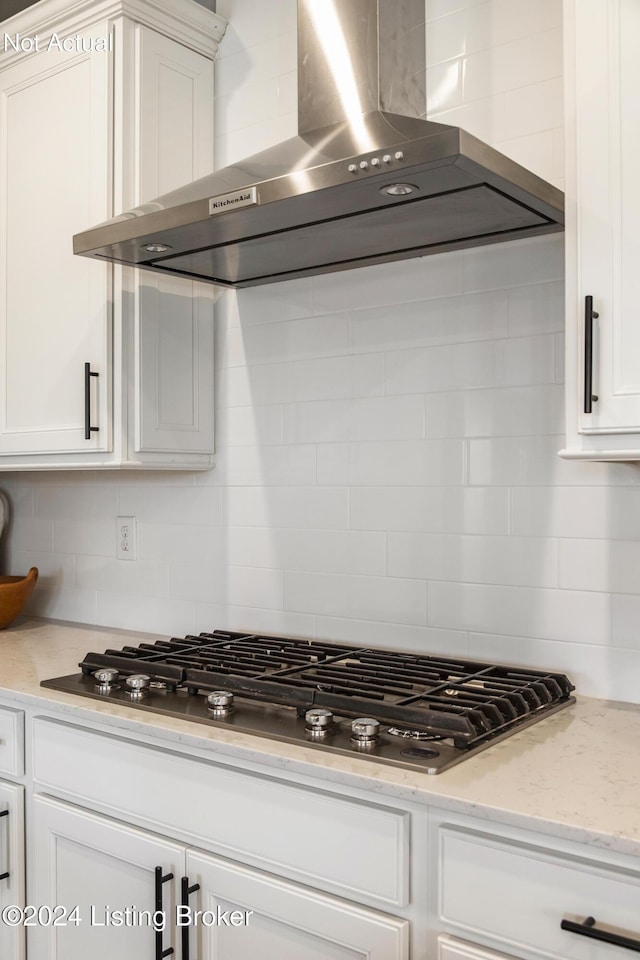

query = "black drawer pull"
[562,915,640,952]
[181,876,200,960]
[154,866,174,959]
[0,808,8,880]
[84,362,99,440]
[584,295,599,413]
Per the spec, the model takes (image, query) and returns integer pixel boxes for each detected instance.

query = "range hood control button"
[125,674,150,698]
[351,718,380,743]
[370,157,380,167]
[394,151,404,161]
[348,163,358,173]
[207,690,234,716]
[94,668,119,692]
[359,160,369,170]
[382,154,392,164]
[305,708,334,736]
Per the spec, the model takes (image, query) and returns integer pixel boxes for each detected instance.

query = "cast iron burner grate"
[62,629,575,750]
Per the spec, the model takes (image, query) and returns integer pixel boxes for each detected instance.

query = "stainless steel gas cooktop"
[41,629,575,774]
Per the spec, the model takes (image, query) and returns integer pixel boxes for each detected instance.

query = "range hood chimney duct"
[73,0,564,288]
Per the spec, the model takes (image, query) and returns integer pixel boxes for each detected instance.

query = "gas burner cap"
[125,674,151,699]
[305,708,333,736]
[207,690,234,716]
[93,668,119,693]
[387,727,445,741]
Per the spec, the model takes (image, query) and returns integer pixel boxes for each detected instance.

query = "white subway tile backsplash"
[283,396,425,444]
[53,520,113,557]
[316,616,469,656]
[216,405,283,447]
[317,439,465,486]
[611,595,640,650]
[311,251,462,313]
[461,28,562,103]
[117,487,222,525]
[76,556,168,597]
[35,486,117,520]
[284,571,428,626]
[206,444,317,486]
[426,385,564,438]
[507,281,564,336]
[430,582,610,645]
[469,435,640,486]
[350,289,508,354]
[228,566,284,610]
[559,539,640,594]
[427,0,561,62]
[228,527,387,576]
[194,602,315,639]
[96,594,196,636]
[512,486,640,539]
[218,314,349,367]
[9,517,54,553]
[225,486,349,529]
[388,533,558,587]
[350,487,509,534]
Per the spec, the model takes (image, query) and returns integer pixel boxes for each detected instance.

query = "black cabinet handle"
[181,876,200,960]
[154,866,174,959]
[0,809,8,880]
[562,915,640,953]
[584,295,599,413]
[84,362,99,440]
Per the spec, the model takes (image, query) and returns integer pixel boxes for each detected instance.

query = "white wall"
[3,0,640,703]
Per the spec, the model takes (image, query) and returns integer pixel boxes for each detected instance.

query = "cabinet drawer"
[0,706,24,777]
[32,718,409,907]
[440,826,640,960]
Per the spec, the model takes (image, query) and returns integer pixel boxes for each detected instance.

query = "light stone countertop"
[1,617,638,859]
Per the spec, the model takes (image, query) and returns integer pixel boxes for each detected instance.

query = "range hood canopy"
[73,0,564,288]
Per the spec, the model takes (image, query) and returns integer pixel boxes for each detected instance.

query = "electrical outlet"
[116,516,136,561]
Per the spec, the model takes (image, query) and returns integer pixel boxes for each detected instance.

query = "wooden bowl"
[0,567,38,629]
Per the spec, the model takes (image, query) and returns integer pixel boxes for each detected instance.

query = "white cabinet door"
[30,795,184,960]
[0,25,112,457]
[563,0,640,458]
[0,780,25,960]
[185,848,409,960]
[125,25,215,463]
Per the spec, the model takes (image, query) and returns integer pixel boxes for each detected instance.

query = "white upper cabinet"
[0,0,223,469]
[562,0,640,459]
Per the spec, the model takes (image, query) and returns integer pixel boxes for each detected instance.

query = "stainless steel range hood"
[73,0,564,288]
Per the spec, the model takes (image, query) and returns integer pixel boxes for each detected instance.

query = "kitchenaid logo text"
[209,187,258,215]
[2,32,113,54]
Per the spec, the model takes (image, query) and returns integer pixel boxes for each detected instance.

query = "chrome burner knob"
[305,708,334,736]
[351,718,380,743]
[207,690,234,716]
[125,674,150,699]
[93,668,119,692]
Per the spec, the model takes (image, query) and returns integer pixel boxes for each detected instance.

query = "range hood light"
[381,183,417,197]
[143,242,172,254]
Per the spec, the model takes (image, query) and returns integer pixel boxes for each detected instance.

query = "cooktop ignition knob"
[351,718,380,743]
[305,708,334,735]
[93,668,119,692]
[125,674,151,698]
[207,690,234,716]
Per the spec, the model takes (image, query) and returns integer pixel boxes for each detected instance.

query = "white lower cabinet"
[30,794,408,960]
[30,796,184,960]
[0,780,25,960]
[433,816,640,960]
